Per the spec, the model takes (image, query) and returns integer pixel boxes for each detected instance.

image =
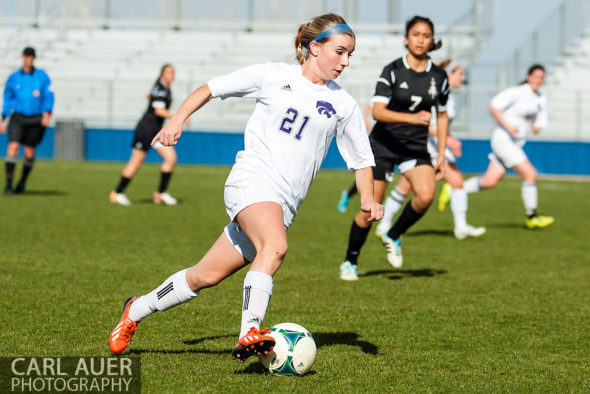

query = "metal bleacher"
[541,27,590,141]
[0,23,482,131]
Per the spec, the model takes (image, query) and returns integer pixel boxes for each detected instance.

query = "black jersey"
[370,56,449,150]
[139,79,172,128]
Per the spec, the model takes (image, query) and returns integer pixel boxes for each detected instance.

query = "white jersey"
[208,62,375,227]
[490,83,547,145]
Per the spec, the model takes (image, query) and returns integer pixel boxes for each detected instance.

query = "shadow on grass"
[314,332,378,355]
[237,362,318,376]
[125,332,370,376]
[126,333,234,355]
[361,268,447,280]
[485,222,527,229]
[9,190,68,197]
[236,362,268,375]
[403,229,454,237]
[136,198,186,205]
[237,331,375,375]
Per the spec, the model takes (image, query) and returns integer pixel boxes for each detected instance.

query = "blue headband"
[307,24,354,48]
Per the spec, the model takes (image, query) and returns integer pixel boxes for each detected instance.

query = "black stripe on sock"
[242,286,251,311]
[157,282,174,299]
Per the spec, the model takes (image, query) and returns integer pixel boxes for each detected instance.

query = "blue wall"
[1,128,589,176]
[0,126,55,159]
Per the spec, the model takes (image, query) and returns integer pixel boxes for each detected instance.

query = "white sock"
[240,270,273,338]
[463,177,482,194]
[382,187,407,228]
[128,268,198,321]
[450,188,468,229]
[521,182,538,216]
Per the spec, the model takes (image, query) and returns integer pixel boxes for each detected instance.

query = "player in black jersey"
[110,64,187,206]
[340,15,449,280]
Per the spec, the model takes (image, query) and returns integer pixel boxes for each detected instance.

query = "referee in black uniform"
[340,16,450,279]
[1,47,54,194]
[110,64,187,206]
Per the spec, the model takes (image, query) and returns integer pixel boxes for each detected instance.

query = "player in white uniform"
[375,60,486,240]
[108,13,383,361]
[463,64,554,229]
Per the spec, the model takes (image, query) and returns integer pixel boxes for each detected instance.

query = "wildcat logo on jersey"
[316,101,336,118]
[428,77,438,100]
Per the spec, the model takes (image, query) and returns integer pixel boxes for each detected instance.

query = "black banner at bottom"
[0,357,140,393]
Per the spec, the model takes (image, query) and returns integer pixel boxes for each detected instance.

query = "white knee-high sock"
[240,270,273,338]
[450,188,468,229]
[521,182,538,216]
[463,177,482,194]
[382,187,407,228]
[128,268,198,321]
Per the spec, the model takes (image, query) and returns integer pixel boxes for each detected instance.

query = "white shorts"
[224,168,295,229]
[224,222,256,262]
[427,136,456,165]
[489,128,527,171]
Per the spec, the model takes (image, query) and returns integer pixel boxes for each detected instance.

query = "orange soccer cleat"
[109,296,139,354]
[232,327,275,362]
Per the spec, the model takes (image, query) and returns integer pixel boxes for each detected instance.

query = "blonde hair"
[294,13,354,65]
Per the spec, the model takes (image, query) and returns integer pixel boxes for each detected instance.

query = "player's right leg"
[14,145,37,194]
[513,160,554,229]
[109,233,248,354]
[110,148,146,206]
[376,178,409,237]
[4,117,25,194]
[341,179,387,278]
[231,202,289,361]
[383,165,436,268]
[464,157,506,194]
[4,139,20,195]
[444,163,485,239]
[153,144,178,205]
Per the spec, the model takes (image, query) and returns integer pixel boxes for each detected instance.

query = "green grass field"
[0,160,588,392]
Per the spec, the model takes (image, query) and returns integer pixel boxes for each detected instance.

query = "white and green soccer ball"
[258,323,317,376]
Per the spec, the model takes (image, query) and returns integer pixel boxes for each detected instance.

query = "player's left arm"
[41,72,54,127]
[435,110,449,180]
[355,167,383,222]
[152,84,212,146]
[337,103,382,221]
[434,73,450,179]
[1,75,16,134]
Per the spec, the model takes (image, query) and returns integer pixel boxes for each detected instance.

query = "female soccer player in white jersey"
[108,13,383,360]
[340,15,449,281]
[375,60,486,240]
[462,64,554,229]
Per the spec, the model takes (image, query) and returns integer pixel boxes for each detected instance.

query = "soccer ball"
[259,323,317,376]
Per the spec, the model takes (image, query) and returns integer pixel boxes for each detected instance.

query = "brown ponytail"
[295,24,308,65]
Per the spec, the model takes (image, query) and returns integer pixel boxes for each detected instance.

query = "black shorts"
[131,119,161,151]
[8,113,46,147]
[370,135,432,181]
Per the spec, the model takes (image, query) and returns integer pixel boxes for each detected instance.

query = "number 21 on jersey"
[279,108,309,140]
